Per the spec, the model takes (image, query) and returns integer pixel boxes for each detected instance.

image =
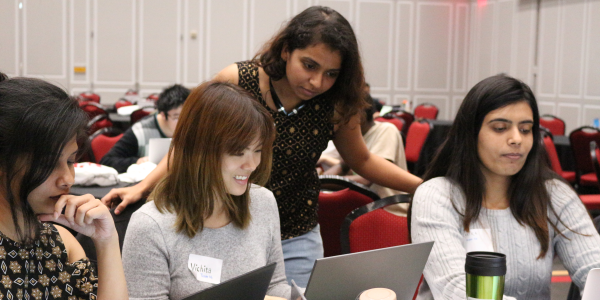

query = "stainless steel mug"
[465,251,506,300]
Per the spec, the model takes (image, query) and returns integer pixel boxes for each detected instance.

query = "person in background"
[0,73,127,299]
[103,6,422,287]
[100,84,190,173]
[411,74,600,299]
[121,81,289,300]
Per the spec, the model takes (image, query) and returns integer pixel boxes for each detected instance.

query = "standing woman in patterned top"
[0,73,128,299]
[101,6,422,287]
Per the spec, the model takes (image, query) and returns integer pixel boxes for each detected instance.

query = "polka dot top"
[237,61,334,239]
[0,223,98,300]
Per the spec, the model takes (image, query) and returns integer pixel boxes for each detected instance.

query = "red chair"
[405,120,432,173]
[78,92,101,103]
[87,127,123,163]
[130,107,153,124]
[579,141,600,210]
[147,93,160,103]
[540,114,566,136]
[375,115,404,133]
[79,101,108,120]
[414,103,439,120]
[569,126,600,187]
[393,111,414,138]
[541,130,575,183]
[87,114,113,135]
[318,175,380,257]
[114,98,133,109]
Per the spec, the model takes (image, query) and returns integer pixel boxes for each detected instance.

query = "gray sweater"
[122,185,291,300]
[411,177,600,300]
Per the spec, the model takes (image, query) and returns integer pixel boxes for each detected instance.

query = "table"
[553,135,574,171]
[108,113,131,132]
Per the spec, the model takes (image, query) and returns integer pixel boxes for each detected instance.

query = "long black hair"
[0,73,88,243]
[254,6,367,125]
[424,74,562,258]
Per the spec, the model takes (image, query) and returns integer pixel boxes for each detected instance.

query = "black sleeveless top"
[237,61,335,239]
[0,223,98,300]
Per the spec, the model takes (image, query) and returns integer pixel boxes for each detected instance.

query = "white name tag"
[188,254,223,284]
[464,228,494,253]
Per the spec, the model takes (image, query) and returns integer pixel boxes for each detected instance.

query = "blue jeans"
[281,224,324,288]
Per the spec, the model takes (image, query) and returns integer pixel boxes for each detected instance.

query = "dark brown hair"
[151,81,276,238]
[424,74,566,258]
[254,5,368,125]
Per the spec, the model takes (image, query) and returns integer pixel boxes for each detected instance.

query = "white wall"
[1,0,599,129]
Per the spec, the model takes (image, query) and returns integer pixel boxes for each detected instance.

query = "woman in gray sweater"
[121,81,290,300]
[411,74,600,299]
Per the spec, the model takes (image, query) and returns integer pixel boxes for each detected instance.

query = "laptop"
[182,262,276,300]
[582,268,600,300]
[148,138,172,164]
[304,241,434,300]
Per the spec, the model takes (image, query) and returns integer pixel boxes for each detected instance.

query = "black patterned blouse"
[237,61,335,240]
[0,223,98,300]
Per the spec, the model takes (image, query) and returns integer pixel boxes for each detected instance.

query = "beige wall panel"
[582,105,600,127]
[471,2,494,83]
[94,0,136,84]
[584,0,600,99]
[293,0,312,14]
[495,0,514,75]
[139,0,180,85]
[183,0,202,85]
[453,3,468,92]
[393,94,411,107]
[414,95,449,120]
[394,2,413,91]
[537,0,560,96]
[557,0,585,97]
[250,0,289,57]
[415,2,452,91]
[357,0,393,90]
[451,95,464,119]
[537,101,556,116]
[206,0,246,78]
[0,1,19,76]
[317,0,352,22]
[556,103,581,133]
[23,0,66,78]
[70,0,90,84]
[513,0,535,86]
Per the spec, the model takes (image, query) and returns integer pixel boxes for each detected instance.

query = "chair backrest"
[147,93,160,103]
[114,98,133,109]
[318,175,380,257]
[569,126,600,175]
[591,141,600,186]
[78,92,101,103]
[341,194,411,254]
[375,116,404,133]
[540,114,566,136]
[405,120,432,164]
[413,103,439,120]
[130,108,152,124]
[393,111,414,137]
[87,114,113,135]
[540,129,563,173]
[79,101,107,120]
[88,128,123,163]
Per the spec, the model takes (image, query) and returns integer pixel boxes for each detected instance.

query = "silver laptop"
[582,268,600,300]
[303,241,433,300]
[148,138,172,164]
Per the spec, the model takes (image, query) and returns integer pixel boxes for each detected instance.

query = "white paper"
[188,254,223,284]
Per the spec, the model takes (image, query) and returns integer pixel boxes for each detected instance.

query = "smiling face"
[477,101,534,183]
[221,138,263,196]
[281,43,342,101]
[26,138,78,215]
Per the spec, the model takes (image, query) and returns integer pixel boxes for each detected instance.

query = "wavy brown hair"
[253,5,368,125]
[151,81,276,238]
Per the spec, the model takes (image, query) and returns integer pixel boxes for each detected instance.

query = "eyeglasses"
[167,114,179,121]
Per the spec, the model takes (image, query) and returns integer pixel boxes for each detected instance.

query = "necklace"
[269,79,306,117]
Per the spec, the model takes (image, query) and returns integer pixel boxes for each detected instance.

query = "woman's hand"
[38,194,116,242]
[101,183,147,215]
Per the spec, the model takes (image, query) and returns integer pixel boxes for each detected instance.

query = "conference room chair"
[405,120,432,174]
[393,111,414,138]
[413,103,439,120]
[375,115,404,133]
[541,129,576,184]
[87,114,114,135]
[579,141,600,211]
[79,101,108,120]
[147,93,160,103]
[114,98,133,109]
[86,127,123,163]
[540,114,566,136]
[130,107,153,124]
[569,126,600,188]
[318,175,380,257]
[78,91,101,103]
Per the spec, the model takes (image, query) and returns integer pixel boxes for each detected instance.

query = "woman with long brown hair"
[121,81,289,300]
[411,74,600,299]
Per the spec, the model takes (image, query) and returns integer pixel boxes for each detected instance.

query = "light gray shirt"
[122,185,291,300]
[411,177,600,300]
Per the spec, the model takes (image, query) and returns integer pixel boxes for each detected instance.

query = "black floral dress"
[237,61,335,240]
[0,223,98,300]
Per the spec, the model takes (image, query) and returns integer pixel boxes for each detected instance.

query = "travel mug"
[356,288,396,300]
[465,252,506,300]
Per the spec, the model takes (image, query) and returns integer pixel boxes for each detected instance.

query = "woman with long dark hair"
[411,74,600,299]
[103,6,422,287]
